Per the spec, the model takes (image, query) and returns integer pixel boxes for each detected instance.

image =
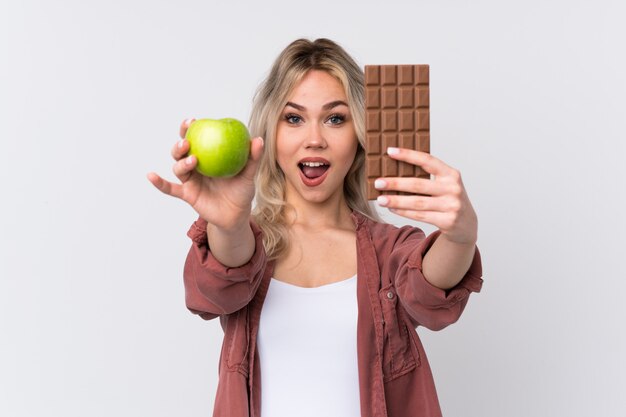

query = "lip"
[297,157,331,187]
[298,157,330,165]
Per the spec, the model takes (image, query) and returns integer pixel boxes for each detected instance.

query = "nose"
[304,122,327,149]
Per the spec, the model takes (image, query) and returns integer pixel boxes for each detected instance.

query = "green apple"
[185,118,251,177]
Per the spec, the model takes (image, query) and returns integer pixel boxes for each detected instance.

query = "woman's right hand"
[147,118,264,232]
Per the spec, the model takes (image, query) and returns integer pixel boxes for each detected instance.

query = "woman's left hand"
[374,147,478,245]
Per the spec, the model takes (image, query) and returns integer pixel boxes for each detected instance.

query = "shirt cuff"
[406,230,483,308]
[185,216,266,283]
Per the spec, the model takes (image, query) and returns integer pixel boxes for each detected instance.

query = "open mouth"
[299,161,330,179]
[298,159,330,187]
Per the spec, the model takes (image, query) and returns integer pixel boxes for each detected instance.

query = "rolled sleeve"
[394,230,483,331]
[183,217,268,319]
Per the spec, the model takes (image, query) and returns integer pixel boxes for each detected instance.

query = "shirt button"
[386,291,394,299]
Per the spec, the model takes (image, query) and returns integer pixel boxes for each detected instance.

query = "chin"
[302,186,345,205]
[283,167,346,205]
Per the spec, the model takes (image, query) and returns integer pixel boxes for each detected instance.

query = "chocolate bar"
[364,65,430,200]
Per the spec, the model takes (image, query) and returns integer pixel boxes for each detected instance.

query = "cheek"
[275,148,288,172]
[343,135,359,164]
[275,147,296,178]
[335,142,359,179]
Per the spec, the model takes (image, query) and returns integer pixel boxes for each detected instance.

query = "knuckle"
[446,198,462,212]
[414,198,427,210]
[450,183,463,197]
[410,181,422,194]
[172,146,186,161]
[173,159,187,176]
[410,210,424,220]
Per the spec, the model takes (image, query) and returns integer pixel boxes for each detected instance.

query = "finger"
[374,177,443,196]
[387,147,454,177]
[146,172,184,199]
[173,155,197,182]
[238,137,264,181]
[171,138,189,160]
[376,194,448,212]
[388,208,449,227]
[179,118,196,139]
[250,137,264,162]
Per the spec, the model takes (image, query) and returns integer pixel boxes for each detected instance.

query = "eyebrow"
[285,100,349,111]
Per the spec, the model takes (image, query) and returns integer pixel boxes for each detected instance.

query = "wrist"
[207,218,251,238]
[440,230,477,246]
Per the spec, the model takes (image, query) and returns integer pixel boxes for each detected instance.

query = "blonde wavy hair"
[249,38,379,260]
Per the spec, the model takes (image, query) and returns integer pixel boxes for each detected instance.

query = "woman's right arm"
[184,216,268,318]
[147,118,266,317]
[147,118,264,266]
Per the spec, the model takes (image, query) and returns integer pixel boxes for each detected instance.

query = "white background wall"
[1,0,625,416]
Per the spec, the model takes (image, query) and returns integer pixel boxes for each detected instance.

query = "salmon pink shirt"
[183,211,483,417]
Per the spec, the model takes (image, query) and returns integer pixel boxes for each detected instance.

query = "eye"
[285,113,303,124]
[327,113,346,125]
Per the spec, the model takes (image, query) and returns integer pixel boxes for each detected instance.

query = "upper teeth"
[301,162,327,167]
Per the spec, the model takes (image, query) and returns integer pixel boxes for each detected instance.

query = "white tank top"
[257,275,361,417]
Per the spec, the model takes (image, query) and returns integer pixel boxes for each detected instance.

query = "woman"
[148,38,483,417]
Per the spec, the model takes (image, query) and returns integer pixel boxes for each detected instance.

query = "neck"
[284,190,353,230]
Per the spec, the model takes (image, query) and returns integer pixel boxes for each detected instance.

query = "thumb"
[239,137,264,180]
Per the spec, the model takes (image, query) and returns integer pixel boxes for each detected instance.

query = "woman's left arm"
[375,147,479,290]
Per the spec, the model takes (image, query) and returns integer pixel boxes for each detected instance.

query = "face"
[275,70,358,206]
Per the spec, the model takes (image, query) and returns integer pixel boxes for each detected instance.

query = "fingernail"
[374,179,386,189]
[377,195,389,206]
[184,118,193,125]
[178,139,184,149]
[387,147,399,155]
[186,156,193,165]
